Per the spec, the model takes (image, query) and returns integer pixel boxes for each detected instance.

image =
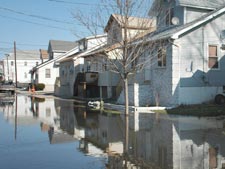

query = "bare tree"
[73,0,157,115]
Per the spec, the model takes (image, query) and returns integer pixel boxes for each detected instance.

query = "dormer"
[77,34,107,52]
[149,0,225,30]
[78,39,87,52]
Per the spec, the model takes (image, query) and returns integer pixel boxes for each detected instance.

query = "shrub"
[35,83,45,91]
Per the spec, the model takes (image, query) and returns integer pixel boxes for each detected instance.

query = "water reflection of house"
[115,112,225,169]
[77,112,124,158]
[34,97,60,127]
[48,126,77,144]
[2,95,39,125]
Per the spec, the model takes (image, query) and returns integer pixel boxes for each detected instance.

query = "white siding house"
[56,34,107,97]
[116,1,225,106]
[32,40,77,92]
[3,50,41,87]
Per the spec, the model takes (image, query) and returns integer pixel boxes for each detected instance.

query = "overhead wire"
[0,14,69,31]
[0,6,74,25]
[48,0,107,7]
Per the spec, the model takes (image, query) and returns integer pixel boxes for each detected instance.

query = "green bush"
[35,83,45,91]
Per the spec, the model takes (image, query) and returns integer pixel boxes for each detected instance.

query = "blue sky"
[0,0,152,59]
[0,0,105,58]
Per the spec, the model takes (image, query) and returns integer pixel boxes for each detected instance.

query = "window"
[11,61,13,66]
[45,69,51,78]
[208,45,219,69]
[209,147,218,169]
[24,61,27,66]
[158,48,166,67]
[46,108,51,117]
[166,8,174,26]
[87,61,91,72]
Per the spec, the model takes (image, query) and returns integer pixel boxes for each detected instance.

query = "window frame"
[208,44,220,70]
[166,8,174,26]
[24,72,27,79]
[157,47,167,68]
[45,68,51,78]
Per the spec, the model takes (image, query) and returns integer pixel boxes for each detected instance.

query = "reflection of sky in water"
[0,95,106,169]
[1,94,225,169]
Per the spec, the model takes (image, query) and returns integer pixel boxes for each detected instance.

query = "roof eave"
[171,7,225,39]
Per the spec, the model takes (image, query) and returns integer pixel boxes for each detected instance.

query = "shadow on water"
[0,94,225,169]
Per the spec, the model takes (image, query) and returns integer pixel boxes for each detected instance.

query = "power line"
[48,0,104,7]
[0,41,47,47]
[0,6,74,25]
[0,14,70,31]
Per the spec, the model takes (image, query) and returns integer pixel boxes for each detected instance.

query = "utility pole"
[5,54,10,81]
[14,41,17,88]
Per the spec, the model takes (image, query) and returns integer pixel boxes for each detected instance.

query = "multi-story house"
[118,0,225,106]
[32,40,77,92]
[56,34,107,97]
[67,14,156,100]
[3,50,41,87]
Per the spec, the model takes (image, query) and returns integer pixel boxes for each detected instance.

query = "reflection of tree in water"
[106,112,225,169]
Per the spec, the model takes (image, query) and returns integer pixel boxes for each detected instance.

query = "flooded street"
[0,94,225,169]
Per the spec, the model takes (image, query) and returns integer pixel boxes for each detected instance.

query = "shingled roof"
[48,40,77,53]
[7,50,40,60]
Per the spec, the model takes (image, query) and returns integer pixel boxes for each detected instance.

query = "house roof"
[34,45,79,69]
[146,4,225,41]
[7,50,40,60]
[104,14,156,32]
[34,35,106,70]
[59,42,107,62]
[48,40,77,53]
[177,0,225,10]
[149,0,225,16]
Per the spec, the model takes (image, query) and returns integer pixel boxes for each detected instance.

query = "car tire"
[215,94,225,105]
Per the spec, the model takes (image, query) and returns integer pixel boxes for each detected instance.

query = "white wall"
[36,62,59,91]
[179,86,223,105]
[4,58,41,84]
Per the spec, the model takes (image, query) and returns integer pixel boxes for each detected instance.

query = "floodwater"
[0,94,225,169]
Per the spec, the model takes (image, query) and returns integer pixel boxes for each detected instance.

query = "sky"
[0,0,152,59]
[0,0,106,59]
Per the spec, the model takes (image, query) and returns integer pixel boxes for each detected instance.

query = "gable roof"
[7,50,40,60]
[58,41,107,63]
[177,0,225,10]
[34,46,79,69]
[104,14,156,32]
[149,0,225,16]
[147,4,225,41]
[35,35,106,70]
[48,40,77,53]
